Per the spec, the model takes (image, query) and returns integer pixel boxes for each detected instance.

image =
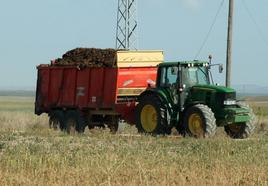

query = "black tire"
[224,102,256,139]
[108,116,119,134]
[49,110,65,131]
[175,123,185,136]
[65,110,86,134]
[135,94,171,135]
[183,104,216,138]
[87,115,106,130]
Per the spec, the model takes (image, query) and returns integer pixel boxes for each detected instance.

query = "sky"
[0,0,267,90]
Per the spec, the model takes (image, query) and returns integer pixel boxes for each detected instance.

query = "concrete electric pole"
[116,0,138,50]
[226,0,234,87]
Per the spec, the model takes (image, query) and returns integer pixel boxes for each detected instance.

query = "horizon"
[1,84,268,96]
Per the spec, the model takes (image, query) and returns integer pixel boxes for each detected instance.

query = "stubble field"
[0,96,268,186]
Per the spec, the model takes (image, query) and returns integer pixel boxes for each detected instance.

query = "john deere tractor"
[135,61,255,139]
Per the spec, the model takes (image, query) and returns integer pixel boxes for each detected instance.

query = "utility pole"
[116,0,138,50]
[226,0,234,87]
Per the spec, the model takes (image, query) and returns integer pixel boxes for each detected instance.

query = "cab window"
[160,66,178,87]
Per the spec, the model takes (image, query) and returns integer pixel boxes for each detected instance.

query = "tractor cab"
[156,61,213,107]
[158,61,209,84]
[156,61,223,90]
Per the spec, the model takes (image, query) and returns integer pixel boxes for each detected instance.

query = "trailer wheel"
[224,103,256,139]
[49,110,65,131]
[183,104,216,138]
[108,116,119,134]
[65,110,86,134]
[87,115,106,130]
[136,94,170,135]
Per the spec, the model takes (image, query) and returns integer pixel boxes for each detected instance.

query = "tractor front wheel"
[136,95,170,135]
[183,104,216,138]
[224,103,255,139]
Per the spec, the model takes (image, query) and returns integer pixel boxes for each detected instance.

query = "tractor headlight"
[224,100,236,105]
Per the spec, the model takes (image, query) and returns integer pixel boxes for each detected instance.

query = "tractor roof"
[158,61,208,67]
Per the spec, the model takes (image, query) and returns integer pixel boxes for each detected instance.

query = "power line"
[194,0,226,60]
[241,0,268,47]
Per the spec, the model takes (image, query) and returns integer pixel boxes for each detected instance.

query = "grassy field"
[0,97,268,186]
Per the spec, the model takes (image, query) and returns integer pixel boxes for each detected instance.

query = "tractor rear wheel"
[224,103,255,139]
[183,104,216,138]
[49,110,65,131]
[135,94,170,135]
[65,110,86,134]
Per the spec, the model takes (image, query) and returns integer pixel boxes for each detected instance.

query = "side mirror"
[219,65,224,73]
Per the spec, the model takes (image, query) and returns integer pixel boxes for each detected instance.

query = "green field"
[0,96,268,185]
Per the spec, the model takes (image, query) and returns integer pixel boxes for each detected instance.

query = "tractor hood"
[191,85,235,94]
[188,85,237,108]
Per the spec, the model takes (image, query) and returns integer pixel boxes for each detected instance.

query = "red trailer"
[35,50,163,133]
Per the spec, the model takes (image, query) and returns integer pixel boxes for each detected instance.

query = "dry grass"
[0,96,268,186]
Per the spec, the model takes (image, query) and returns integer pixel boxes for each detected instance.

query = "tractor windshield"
[182,66,209,87]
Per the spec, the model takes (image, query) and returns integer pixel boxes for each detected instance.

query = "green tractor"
[135,61,255,139]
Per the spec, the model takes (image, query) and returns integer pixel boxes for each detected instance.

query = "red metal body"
[35,65,158,124]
